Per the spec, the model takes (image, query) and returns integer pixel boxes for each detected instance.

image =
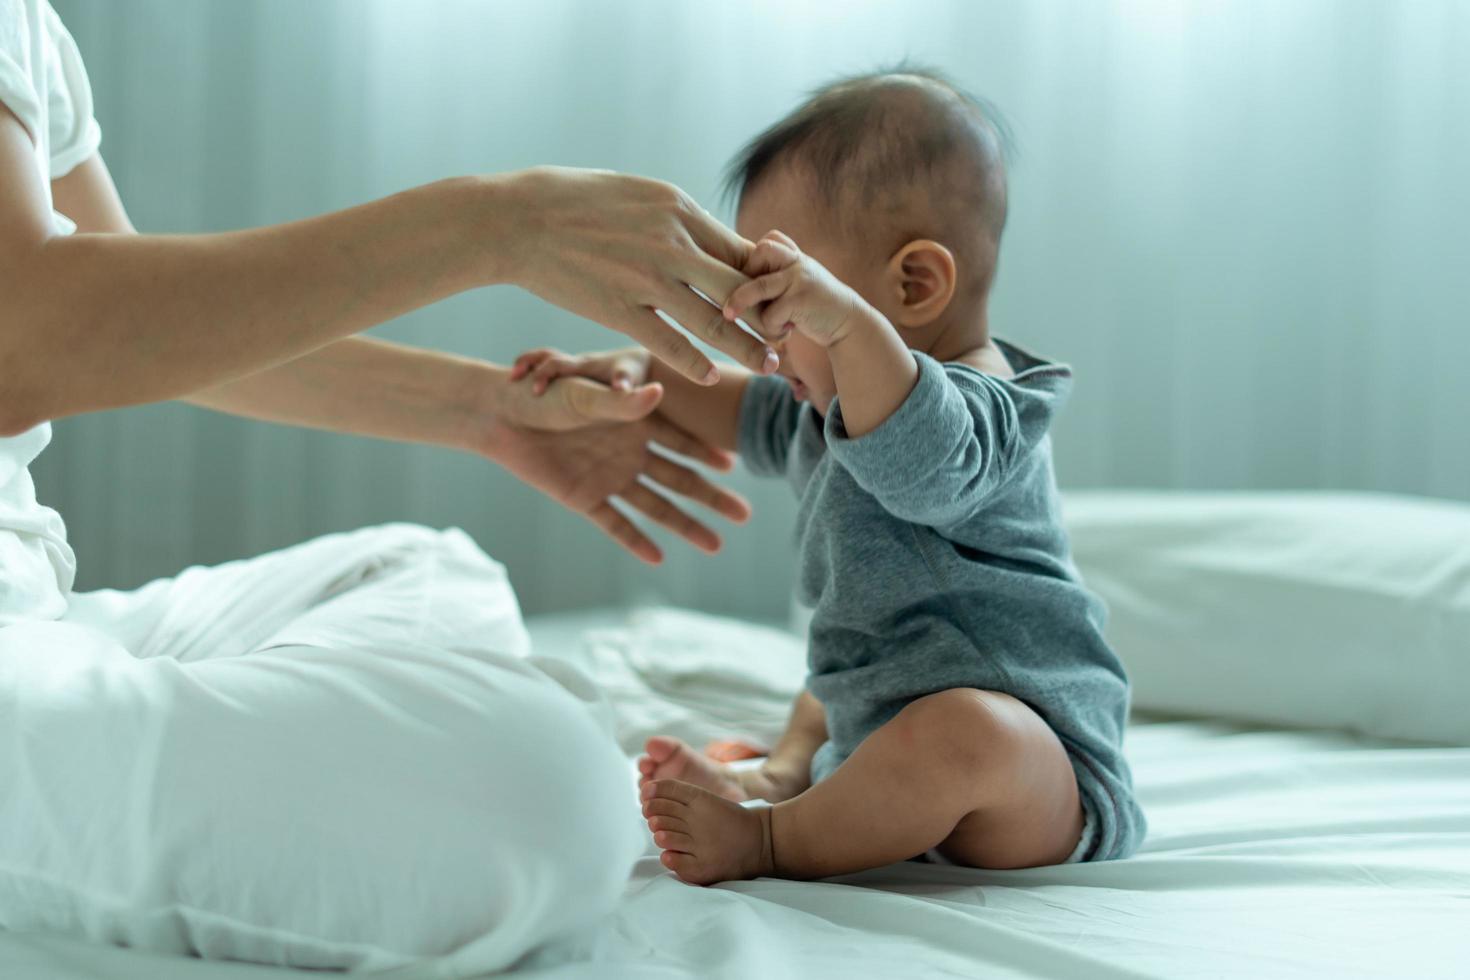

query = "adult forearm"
[0,176,512,433]
[185,336,505,455]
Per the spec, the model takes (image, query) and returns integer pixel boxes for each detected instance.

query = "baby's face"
[736,171,885,415]
[774,325,838,413]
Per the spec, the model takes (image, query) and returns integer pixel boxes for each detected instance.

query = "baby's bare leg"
[642,688,1084,884]
[771,689,1084,876]
[745,688,827,801]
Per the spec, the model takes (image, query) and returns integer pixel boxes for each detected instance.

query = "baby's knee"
[889,688,1028,768]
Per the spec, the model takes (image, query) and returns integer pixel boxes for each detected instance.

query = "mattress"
[2,607,1467,979]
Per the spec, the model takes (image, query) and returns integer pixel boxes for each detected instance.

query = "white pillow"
[1063,491,1470,744]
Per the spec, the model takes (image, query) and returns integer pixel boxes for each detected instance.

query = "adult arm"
[0,106,500,433]
[0,107,778,436]
[50,154,661,441]
[186,335,763,566]
[43,151,751,562]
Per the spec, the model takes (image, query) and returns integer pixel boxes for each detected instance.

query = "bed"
[0,604,1464,979]
[2,493,1468,978]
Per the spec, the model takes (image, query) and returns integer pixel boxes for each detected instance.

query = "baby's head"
[728,67,1010,409]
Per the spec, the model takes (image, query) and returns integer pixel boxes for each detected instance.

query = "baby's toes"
[642,797,686,820]
[644,735,682,760]
[653,829,695,853]
[645,778,700,805]
[660,850,720,886]
[647,813,689,835]
[660,850,706,884]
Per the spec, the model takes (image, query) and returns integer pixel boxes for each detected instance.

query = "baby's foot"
[642,779,774,885]
[637,735,809,804]
[637,736,748,802]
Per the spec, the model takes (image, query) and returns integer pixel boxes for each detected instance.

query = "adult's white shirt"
[0,0,99,624]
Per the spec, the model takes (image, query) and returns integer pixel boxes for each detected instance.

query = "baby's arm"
[512,347,750,453]
[827,357,1018,529]
[725,231,1010,529]
[723,230,917,437]
[824,314,919,438]
[648,357,751,454]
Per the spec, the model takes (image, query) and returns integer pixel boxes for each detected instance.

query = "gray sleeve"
[825,352,1019,529]
[737,374,803,478]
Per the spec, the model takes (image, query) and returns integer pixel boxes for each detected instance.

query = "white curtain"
[37,0,1470,617]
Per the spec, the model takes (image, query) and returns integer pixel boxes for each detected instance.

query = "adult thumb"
[568,378,663,423]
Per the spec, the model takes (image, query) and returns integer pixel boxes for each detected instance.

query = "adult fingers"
[648,414,735,471]
[561,377,663,423]
[620,482,722,554]
[680,197,755,274]
[617,306,722,386]
[656,288,778,378]
[586,500,662,565]
[680,250,782,346]
[645,453,751,523]
[676,199,769,334]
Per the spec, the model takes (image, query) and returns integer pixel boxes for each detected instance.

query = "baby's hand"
[722,230,869,348]
[503,346,662,430]
[510,346,655,396]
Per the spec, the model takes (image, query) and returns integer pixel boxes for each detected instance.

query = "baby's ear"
[885,240,957,329]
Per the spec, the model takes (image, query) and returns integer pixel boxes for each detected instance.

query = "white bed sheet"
[3,607,1467,979]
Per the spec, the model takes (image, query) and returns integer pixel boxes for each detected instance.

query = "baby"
[514,68,1146,883]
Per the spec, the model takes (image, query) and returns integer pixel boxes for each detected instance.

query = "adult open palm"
[489,381,751,564]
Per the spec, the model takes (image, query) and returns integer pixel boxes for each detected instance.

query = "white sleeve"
[0,0,45,144]
[41,1,99,176]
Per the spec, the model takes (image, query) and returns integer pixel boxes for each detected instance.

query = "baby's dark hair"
[724,64,1012,296]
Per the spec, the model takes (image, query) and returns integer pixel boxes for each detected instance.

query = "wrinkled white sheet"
[3,607,1468,979]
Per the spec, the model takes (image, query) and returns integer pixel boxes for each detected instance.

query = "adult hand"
[503,167,783,386]
[493,357,663,431]
[485,372,751,564]
[508,346,654,397]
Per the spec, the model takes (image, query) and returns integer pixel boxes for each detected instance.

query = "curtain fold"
[36,0,1470,615]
